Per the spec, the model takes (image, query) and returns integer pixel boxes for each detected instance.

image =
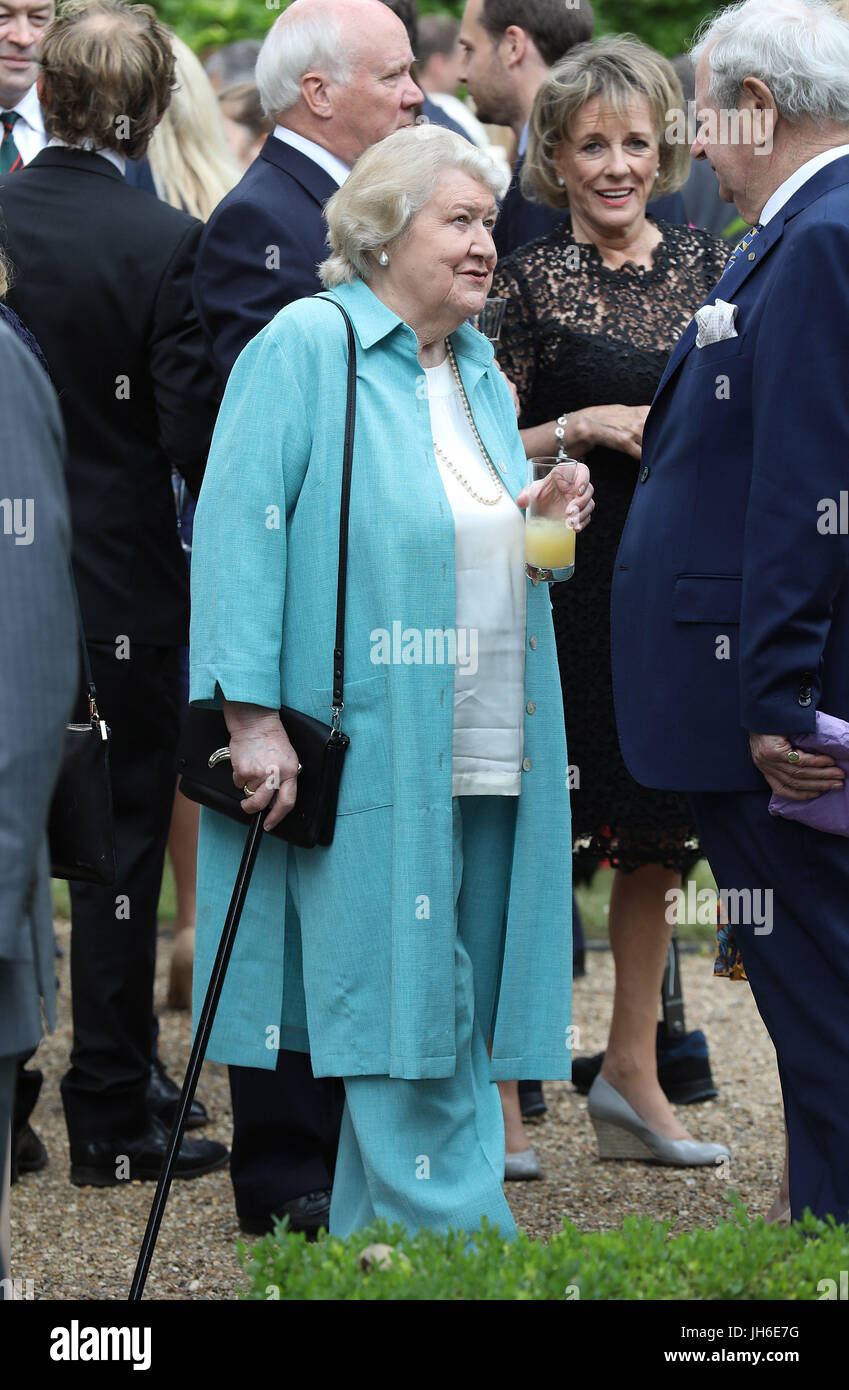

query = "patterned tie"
[0,111,23,176]
[723,222,763,274]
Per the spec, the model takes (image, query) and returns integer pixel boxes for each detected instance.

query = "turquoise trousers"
[329,796,518,1239]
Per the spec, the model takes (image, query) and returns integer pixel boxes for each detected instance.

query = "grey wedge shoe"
[588,1076,730,1167]
[504,1147,542,1180]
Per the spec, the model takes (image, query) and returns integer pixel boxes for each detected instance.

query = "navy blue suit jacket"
[494,152,687,259]
[194,134,338,384]
[611,156,849,793]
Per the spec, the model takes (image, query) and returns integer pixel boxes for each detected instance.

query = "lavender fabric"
[768,711,849,837]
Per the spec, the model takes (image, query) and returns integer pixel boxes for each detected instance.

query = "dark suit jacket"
[611,155,849,792]
[195,133,338,384]
[0,147,220,645]
[420,95,470,141]
[494,152,688,260]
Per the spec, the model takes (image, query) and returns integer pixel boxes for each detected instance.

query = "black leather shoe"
[571,1024,719,1105]
[69,1115,229,1187]
[238,1189,332,1240]
[10,1123,48,1184]
[147,1058,208,1130]
[518,1081,547,1119]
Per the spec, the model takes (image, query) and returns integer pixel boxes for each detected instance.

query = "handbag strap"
[315,295,357,736]
[68,564,105,730]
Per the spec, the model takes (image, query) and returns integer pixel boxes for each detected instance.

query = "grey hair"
[692,0,849,125]
[319,125,510,287]
[256,7,352,119]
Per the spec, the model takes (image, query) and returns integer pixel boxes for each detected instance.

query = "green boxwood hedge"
[239,1197,849,1301]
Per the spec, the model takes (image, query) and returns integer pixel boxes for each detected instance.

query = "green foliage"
[240,1196,849,1300]
[149,0,467,55]
[151,0,733,58]
[592,0,734,56]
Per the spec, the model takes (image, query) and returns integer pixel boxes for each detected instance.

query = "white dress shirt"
[273,126,350,186]
[760,144,849,225]
[426,357,526,796]
[47,136,126,175]
[4,83,46,166]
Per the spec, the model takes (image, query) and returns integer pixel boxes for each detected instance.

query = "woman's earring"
[378,250,389,267]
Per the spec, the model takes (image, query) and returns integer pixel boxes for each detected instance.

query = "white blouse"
[425,357,527,796]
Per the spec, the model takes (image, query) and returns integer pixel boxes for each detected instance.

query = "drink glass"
[524,456,578,583]
[472,297,507,348]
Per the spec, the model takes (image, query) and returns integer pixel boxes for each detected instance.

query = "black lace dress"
[493,218,729,879]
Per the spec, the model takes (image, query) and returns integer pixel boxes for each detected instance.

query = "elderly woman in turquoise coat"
[189,125,594,1238]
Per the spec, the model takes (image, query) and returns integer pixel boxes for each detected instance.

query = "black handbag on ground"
[176,297,356,850]
[48,578,117,885]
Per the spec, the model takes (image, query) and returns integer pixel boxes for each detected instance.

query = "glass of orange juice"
[525,456,578,583]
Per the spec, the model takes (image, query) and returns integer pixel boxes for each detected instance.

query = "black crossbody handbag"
[175,298,355,849]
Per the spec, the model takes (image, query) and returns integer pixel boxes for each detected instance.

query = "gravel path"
[9,920,783,1300]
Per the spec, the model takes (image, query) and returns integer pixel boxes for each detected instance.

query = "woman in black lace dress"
[494,37,730,1166]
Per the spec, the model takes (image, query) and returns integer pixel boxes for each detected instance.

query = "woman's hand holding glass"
[516,458,594,528]
[222,700,300,831]
[518,458,594,583]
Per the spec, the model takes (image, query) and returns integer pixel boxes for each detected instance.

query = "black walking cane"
[128,806,268,1301]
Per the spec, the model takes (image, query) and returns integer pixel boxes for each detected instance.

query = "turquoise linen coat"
[189,277,572,1080]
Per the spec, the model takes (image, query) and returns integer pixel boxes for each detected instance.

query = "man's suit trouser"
[61,643,180,1142]
[690,789,849,1223]
[228,1058,343,1216]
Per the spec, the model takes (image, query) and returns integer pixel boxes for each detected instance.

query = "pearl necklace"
[431,339,504,507]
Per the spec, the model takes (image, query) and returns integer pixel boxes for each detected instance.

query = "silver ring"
[786,750,801,765]
[243,784,253,795]
[297,763,302,775]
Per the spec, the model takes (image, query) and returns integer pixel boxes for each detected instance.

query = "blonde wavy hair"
[523,34,691,209]
[147,33,240,221]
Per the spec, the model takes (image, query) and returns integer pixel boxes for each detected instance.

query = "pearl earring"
[378,250,389,266]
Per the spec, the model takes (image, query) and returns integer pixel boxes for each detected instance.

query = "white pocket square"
[694,298,739,348]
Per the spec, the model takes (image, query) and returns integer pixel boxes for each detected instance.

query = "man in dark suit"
[0,0,227,1185]
[0,317,77,1290]
[0,0,153,187]
[458,0,685,258]
[611,0,849,1223]
[196,0,423,383]
[194,0,422,1237]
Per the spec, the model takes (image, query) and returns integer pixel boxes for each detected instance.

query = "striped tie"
[723,223,762,274]
[0,111,23,176]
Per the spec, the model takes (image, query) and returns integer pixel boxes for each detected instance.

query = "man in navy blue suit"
[194,0,422,384]
[193,0,423,1237]
[612,0,849,1223]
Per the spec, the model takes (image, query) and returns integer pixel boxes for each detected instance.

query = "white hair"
[319,125,510,287]
[692,0,849,125]
[256,6,352,118]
